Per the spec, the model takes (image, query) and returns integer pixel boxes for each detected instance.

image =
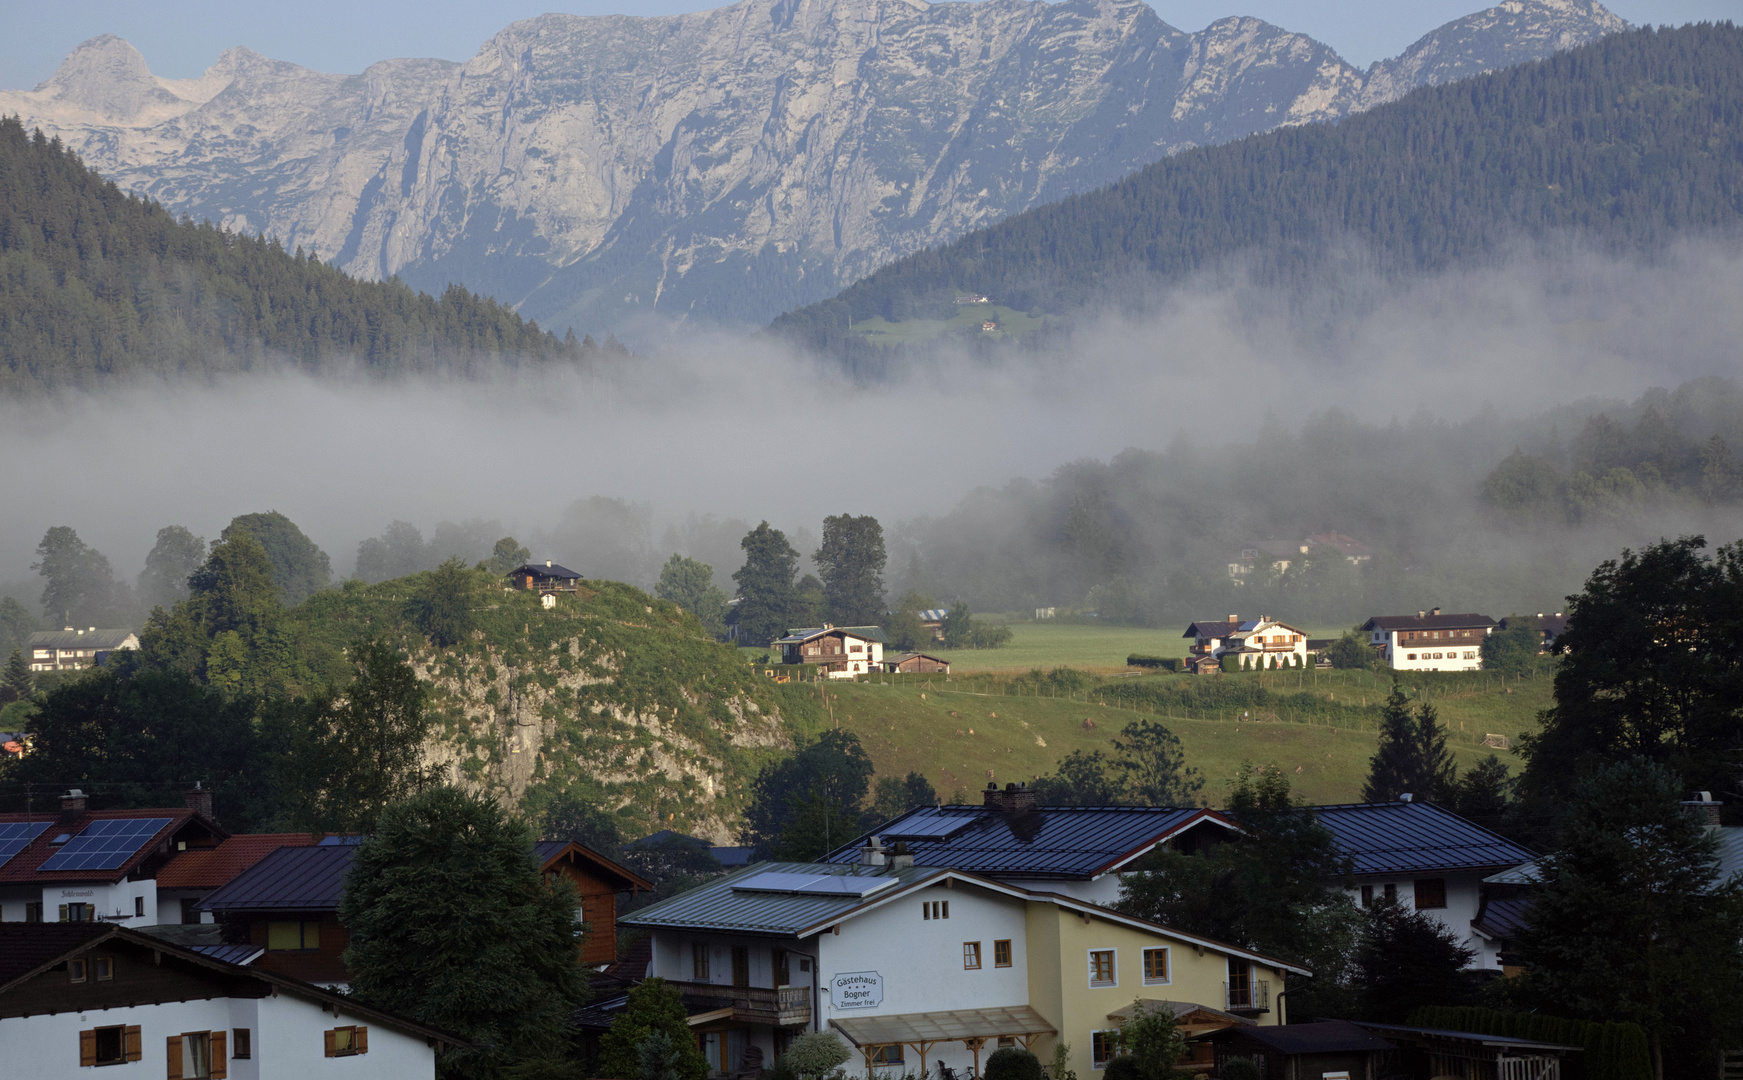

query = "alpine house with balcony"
[619,852,1306,1080]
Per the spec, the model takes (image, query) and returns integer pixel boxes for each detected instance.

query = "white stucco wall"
[1343,871,1493,969]
[0,880,157,926]
[1,992,435,1079]
[819,882,1030,1075]
[1376,630,1487,672]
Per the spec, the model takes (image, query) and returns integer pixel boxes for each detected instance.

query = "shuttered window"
[83,1025,140,1067]
[165,1031,223,1079]
[325,1026,369,1057]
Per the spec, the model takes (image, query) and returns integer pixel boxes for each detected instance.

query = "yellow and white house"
[619,859,1306,1080]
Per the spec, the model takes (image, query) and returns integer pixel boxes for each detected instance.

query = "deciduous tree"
[1112,718,1203,806]
[33,526,127,627]
[136,525,206,611]
[1517,757,1743,1080]
[1480,616,1544,676]
[740,729,874,857]
[814,514,887,628]
[340,787,587,1080]
[406,557,474,648]
[732,523,800,647]
[1353,895,1476,1022]
[224,511,331,604]
[488,536,533,574]
[655,554,729,639]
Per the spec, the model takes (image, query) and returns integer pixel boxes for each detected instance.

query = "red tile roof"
[0,807,223,885]
[155,833,322,889]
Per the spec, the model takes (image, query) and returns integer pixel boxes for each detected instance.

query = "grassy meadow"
[766,621,1552,806]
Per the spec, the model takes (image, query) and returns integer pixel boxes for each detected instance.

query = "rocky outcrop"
[0,0,1627,334]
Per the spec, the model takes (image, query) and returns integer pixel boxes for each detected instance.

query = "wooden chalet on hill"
[505,561,583,597]
[884,652,949,674]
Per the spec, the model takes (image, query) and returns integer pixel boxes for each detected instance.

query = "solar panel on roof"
[732,871,900,898]
[38,817,173,872]
[0,821,50,866]
[880,809,981,842]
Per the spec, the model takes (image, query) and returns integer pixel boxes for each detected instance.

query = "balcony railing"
[1225,979,1269,1013]
[661,981,811,1027]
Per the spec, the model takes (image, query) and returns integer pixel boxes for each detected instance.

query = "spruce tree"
[1363,683,1423,802]
[0,649,32,703]
[1415,701,1458,804]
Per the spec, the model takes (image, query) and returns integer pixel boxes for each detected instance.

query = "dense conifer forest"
[0,116,614,391]
[773,23,1743,353]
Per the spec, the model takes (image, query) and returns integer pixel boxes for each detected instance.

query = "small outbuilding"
[885,652,950,674]
[1202,1019,1396,1080]
[1353,1021,1583,1079]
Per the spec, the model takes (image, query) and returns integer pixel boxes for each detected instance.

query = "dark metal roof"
[774,625,891,645]
[1312,801,1535,875]
[622,861,942,935]
[1356,1021,1581,1052]
[1183,619,1242,638]
[1474,897,1534,941]
[198,844,356,912]
[507,563,582,580]
[1360,613,1497,632]
[26,628,138,650]
[1209,1020,1395,1054]
[820,805,1231,879]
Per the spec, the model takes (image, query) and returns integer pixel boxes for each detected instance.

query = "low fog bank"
[1,240,1740,616]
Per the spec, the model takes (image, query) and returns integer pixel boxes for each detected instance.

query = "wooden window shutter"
[324,1029,337,1057]
[125,1026,143,1062]
[209,1031,228,1078]
[166,1035,184,1080]
[355,1026,368,1054]
[80,1030,97,1067]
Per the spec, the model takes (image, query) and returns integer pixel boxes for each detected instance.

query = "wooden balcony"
[663,981,811,1027]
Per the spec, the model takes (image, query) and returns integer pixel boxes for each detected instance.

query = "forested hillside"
[0,116,611,391]
[774,23,1743,352]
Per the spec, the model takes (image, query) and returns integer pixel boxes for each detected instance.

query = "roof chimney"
[1683,792,1722,830]
[1399,792,1414,803]
[1417,611,1427,619]
[1228,614,1238,622]
[983,781,1039,814]
[184,782,214,820]
[546,559,552,567]
[1536,612,1544,618]
[60,788,88,822]
[860,835,887,866]
[889,840,914,870]
[1431,608,1441,617]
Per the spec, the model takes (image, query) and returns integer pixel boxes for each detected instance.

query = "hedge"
[1127,654,1173,669]
[1407,1006,1651,1080]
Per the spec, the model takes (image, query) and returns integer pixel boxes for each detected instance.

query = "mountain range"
[0,0,1628,336]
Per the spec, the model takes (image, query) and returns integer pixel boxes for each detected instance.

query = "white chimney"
[1399,793,1414,803]
[860,835,887,866]
[546,560,552,567]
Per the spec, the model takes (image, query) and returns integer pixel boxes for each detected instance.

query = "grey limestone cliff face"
[0,0,1627,334]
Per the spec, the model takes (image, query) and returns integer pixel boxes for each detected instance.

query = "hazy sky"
[0,0,1733,88]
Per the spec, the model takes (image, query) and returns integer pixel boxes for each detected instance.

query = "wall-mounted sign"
[830,970,884,1010]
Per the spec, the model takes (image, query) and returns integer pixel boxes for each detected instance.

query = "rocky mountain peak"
[34,34,167,119]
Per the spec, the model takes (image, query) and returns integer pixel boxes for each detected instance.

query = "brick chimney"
[983,782,1039,814]
[185,782,214,820]
[1431,607,1442,616]
[1683,792,1722,830]
[60,788,88,822]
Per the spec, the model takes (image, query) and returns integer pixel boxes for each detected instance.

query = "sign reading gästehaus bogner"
[830,970,884,1010]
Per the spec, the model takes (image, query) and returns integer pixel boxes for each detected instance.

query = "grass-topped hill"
[0,116,619,392]
[773,23,1743,355]
[272,568,822,841]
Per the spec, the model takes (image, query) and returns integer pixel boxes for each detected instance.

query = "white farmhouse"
[1313,798,1535,971]
[1180,615,1311,673]
[0,922,458,1079]
[1360,609,1497,671]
